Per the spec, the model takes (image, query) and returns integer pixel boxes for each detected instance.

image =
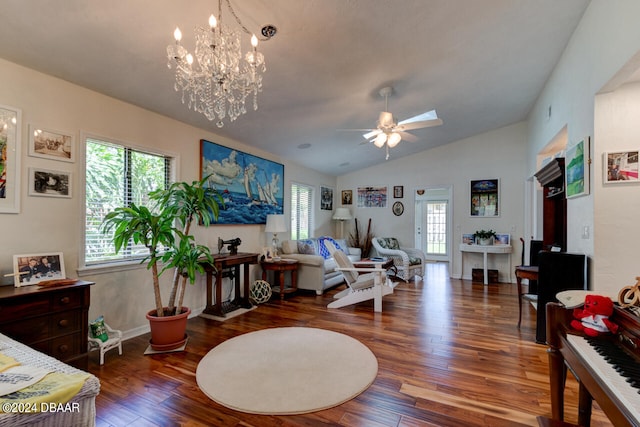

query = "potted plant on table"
[473,229,496,246]
[101,177,222,351]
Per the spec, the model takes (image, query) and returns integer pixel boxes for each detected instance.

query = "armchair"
[372,237,425,282]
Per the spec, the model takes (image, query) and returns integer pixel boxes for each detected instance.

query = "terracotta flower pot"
[146,307,191,351]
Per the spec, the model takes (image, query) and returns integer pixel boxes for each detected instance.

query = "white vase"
[478,237,493,246]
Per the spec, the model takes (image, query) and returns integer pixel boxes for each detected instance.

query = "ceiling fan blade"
[363,129,381,140]
[398,109,438,125]
[398,131,418,143]
[396,118,443,132]
[378,111,395,127]
[336,128,377,132]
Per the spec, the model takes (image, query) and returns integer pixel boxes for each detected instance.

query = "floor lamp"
[332,208,352,238]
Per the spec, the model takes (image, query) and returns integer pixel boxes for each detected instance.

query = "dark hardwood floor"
[89,264,613,426]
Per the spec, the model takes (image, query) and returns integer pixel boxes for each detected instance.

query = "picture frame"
[200,139,284,224]
[393,185,403,198]
[470,179,499,217]
[320,186,333,210]
[261,246,274,261]
[0,104,22,214]
[462,234,475,245]
[357,186,387,208]
[28,167,72,198]
[392,201,404,216]
[341,189,352,205]
[494,233,510,246]
[604,150,639,184]
[565,137,589,198]
[28,125,75,163]
[12,252,66,287]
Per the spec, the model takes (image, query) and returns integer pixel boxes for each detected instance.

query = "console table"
[201,252,259,317]
[0,280,93,370]
[459,244,512,285]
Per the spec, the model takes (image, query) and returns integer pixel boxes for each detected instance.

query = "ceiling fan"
[345,86,443,159]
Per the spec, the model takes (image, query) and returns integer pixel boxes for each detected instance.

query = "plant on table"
[473,229,496,244]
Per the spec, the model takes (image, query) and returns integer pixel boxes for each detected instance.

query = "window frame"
[290,181,314,241]
[78,132,179,275]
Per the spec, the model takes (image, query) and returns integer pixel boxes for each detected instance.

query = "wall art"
[28,167,72,198]
[0,104,21,213]
[357,186,387,208]
[320,186,333,210]
[28,125,75,162]
[341,189,352,205]
[604,150,639,183]
[200,139,283,224]
[565,137,589,198]
[470,179,499,217]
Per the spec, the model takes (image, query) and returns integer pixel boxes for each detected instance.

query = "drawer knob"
[59,297,70,304]
[58,344,68,353]
[58,319,69,327]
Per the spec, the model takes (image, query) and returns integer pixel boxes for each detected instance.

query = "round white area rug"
[196,327,378,415]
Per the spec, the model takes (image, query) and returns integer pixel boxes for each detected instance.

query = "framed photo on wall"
[28,168,72,198]
[341,190,352,205]
[357,186,387,208]
[565,137,589,198]
[393,185,403,198]
[28,125,75,162]
[470,179,499,217]
[0,104,22,213]
[320,186,333,210]
[604,150,639,183]
[12,252,65,287]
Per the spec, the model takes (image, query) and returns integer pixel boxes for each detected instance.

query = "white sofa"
[280,237,361,295]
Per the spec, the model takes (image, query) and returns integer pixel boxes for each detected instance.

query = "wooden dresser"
[0,281,93,370]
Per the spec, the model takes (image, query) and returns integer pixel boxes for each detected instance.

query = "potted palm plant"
[101,177,222,350]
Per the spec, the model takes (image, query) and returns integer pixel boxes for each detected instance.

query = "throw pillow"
[297,240,315,255]
[90,315,109,342]
[379,237,400,250]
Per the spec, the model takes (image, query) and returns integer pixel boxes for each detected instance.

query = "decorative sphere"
[250,280,272,304]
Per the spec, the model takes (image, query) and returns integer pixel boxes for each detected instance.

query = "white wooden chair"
[372,237,425,282]
[326,241,397,312]
[88,323,123,365]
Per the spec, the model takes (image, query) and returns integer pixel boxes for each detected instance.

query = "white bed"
[0,333,100,427]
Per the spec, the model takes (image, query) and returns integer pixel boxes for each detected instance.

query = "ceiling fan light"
[387,132,401,147]
[374,133,387,148]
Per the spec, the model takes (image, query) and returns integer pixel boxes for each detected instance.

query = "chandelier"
[166,0,272,127]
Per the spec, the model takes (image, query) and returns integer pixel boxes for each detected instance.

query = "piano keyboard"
[566,334,640,424]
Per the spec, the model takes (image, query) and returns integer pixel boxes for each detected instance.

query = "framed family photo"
[12,252,66,287]
[29,125,75,162]
[28,168,72,198]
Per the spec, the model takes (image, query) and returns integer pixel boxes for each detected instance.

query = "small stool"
[88,323,123,365]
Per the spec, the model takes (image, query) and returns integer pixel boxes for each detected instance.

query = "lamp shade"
[265,214,287,233]
[332,207,352,220]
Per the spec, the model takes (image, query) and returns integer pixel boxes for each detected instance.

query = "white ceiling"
[0,0,589,176]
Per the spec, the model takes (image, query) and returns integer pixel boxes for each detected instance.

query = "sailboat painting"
[200,139,284,224]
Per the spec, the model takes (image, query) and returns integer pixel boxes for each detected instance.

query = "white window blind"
[291,182,313,240]
[84,137,171,266]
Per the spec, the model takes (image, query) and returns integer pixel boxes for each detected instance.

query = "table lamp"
[332,208,352,238]
[265,214,287,259]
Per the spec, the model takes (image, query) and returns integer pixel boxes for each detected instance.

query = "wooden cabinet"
[0,281,93,370]
[534,158,567,251]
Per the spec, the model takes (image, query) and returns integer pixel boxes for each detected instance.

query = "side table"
[261,259,299,300]
[353,258,397,277]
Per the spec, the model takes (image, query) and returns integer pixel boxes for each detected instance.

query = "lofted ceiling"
[0,0,589,176]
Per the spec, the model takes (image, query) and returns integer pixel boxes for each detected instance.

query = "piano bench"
[536,416,581,427]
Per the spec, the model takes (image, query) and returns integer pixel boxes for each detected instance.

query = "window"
[291,182,313,240]
[84,136,172,266]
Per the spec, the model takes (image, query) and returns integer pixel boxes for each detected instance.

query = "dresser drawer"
[49,334,82,361]
[51,310,82,336]
[52,290,83,311]
[0,296,50,321]
[0,317,49,344]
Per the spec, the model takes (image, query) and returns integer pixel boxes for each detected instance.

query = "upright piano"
[547,302,640,426]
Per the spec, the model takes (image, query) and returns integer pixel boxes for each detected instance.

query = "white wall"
[526,0,640,292]
[337,122,527,282]
[0,58,335,337]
